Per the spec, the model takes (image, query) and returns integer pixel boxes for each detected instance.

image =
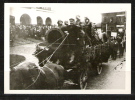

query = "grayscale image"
[5,3,131,94]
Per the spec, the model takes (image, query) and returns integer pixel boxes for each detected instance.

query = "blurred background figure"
[84,17,92,38]
[57,20,63,28]
[69,18,75,25]
[107,28,112,39]
[93,23,97,31]
[76,15,81,26]
[64,21,69,26]
[84,17,92,45]
[116,28,125,57]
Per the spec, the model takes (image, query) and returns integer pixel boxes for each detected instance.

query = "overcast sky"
[7,3,130,23]
[50,4,129,23]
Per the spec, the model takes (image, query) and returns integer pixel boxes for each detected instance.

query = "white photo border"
[4,3,131,94]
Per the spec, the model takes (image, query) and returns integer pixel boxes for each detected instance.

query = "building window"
[20,14,31,25]
[124,17,126,22]
[37,16,43,25]
[117,16,124,23]
[46,17,52,26]
[103,17,107,22]
[116,16,121,23]
[121,16,125,23]
[120,17,123,22]
[110,17,113,23]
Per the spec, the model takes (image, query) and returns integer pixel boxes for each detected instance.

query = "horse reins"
[24,33,69,89]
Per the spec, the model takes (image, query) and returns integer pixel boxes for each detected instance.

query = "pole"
[106,24,107,33]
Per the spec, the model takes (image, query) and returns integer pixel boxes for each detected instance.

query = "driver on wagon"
[63,18,84,65]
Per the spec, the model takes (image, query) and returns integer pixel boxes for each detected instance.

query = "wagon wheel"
[97,62,102,75]
[79,67,89,89]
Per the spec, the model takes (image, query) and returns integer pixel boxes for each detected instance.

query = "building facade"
[10,7,58,26]
[101,11,126,32]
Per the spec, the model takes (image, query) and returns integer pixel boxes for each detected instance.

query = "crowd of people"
[10,15,126,71]
[10,15,98,43]
[10,15,126,55]
[10,23,56,41]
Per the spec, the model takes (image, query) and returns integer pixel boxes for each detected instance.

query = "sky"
[44,3,129,23]
[7,3,130,24]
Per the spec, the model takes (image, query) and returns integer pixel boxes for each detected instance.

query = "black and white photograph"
[4,3,131,94]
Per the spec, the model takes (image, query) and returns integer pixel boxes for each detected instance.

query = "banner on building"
[116,25,124,27]
[111,32,117,37]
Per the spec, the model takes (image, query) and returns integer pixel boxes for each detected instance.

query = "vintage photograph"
[4,3,131,94]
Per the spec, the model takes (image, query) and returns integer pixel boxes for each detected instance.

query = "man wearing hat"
[69,18,75,25]
[65,18,84,65]
[62,18,83,47]
[84,17,95,45]
[57,20,63,28]
[64,21,69,26]
[67,18,80,45]
[84,17,92,37]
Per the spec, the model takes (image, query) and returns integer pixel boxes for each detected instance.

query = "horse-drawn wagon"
[33,26,116,89]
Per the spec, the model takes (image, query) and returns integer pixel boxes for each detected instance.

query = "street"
[10,42,126,90]
[87,57,125,90]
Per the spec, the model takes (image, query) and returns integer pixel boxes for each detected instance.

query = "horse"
[10,61,65,90]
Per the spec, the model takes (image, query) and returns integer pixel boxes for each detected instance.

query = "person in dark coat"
[107,28,112,39]
[84,17,93,45]
[84,17,92,38]
[84,17,99,45]
[64,18,83,65]
[65,18,81,47]
[116,28,125,57]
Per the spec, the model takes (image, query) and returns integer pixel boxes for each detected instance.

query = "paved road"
[87,57,125,90]
[10,43,126,90]
[10,43,39,66]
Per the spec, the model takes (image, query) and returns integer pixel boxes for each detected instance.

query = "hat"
[64,21,68,24]
[85,17,89,20]
[76,15,80,19]
[69,18,75,22]
[57,20,63,24]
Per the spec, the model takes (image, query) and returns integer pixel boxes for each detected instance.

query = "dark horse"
[10,61,65,90]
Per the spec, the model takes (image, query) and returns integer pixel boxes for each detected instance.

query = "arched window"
[45,17,52,26]
[20,14,31,25]
[37,16,43,25]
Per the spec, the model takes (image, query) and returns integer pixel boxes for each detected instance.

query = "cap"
[85,17,89,20]
[57,20,63,24]
[64,21,68,24]
[69,18,75,22]
[76,15,80,19]
[58,20,63,22]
